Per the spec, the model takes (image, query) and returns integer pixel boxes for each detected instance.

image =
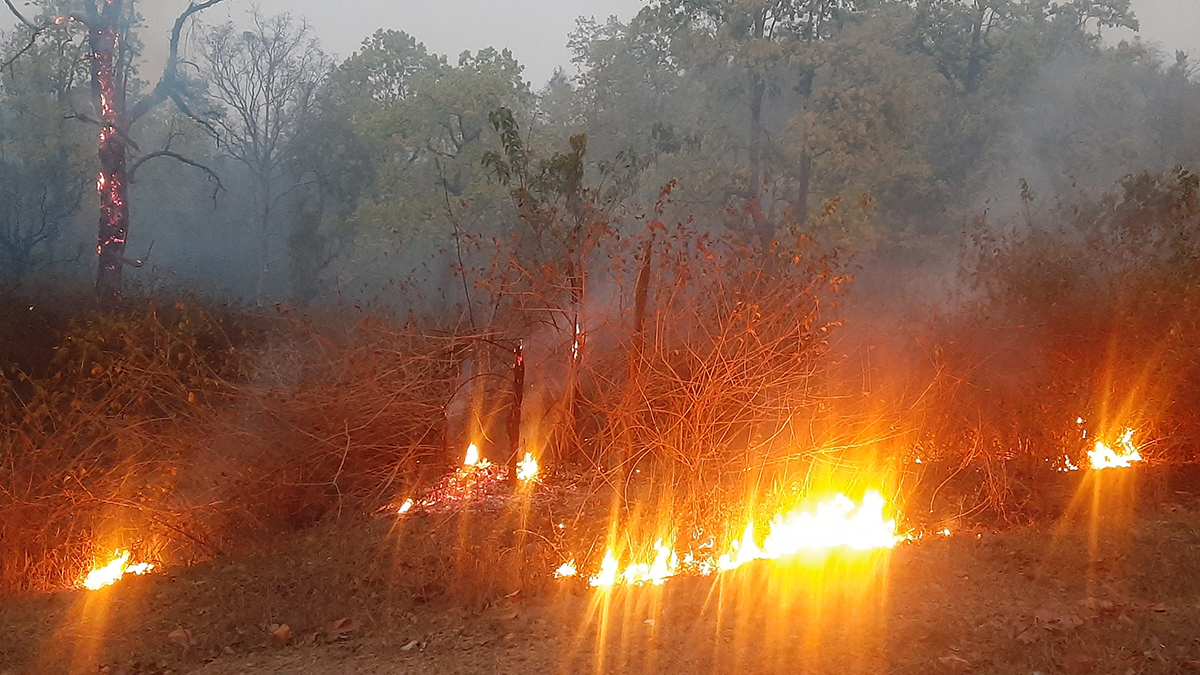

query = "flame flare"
[1089,428,1142,470]
[82,550,155,591]
[464,443,482,467]
[517,452,539,482]
[555,560,578,578]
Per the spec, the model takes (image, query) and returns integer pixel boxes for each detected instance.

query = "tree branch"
[128,0,228,124]
[3,0,40,31]
[129,150,225,204]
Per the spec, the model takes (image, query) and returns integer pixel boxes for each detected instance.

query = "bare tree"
[199,11,328,303]
[2,0,228,303]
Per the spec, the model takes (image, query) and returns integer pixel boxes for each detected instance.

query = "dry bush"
[198,315,464,539]
[0,293,259,592]
[910,167,1200,520]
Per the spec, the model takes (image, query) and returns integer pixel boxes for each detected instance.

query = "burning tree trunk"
[89,7,127,303]
[506,341,524,487]
[3,0,227,304]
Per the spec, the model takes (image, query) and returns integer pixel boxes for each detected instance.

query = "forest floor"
[4,468,1200,675]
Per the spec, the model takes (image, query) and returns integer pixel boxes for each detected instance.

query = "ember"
[82,550,155,591]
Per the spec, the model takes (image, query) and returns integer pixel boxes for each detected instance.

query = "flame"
[555,560,578,578]
[464,443,481,466]
[719,490,900,572]
[1088,428,1142,470]
[82,550,155,590]
[516,452,539,482]
[587,491,900,588]
[397,498,413,514]
[589,551,620,588]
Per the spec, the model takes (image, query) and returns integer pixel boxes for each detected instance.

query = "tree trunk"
[90,3,129,305]
[965,4,986,95]
[507,341,524,487]
[795,150,811,226]
[747,11,773,255]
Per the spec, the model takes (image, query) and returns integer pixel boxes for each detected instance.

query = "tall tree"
[2,0,227,303]
[199,11,329,303]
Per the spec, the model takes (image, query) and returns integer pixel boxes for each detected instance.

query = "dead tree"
[3,0,227,304]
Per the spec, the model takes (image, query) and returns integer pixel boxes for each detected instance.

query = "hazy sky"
[3,0,1200,86]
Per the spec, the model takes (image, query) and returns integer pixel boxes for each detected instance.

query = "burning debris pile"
[393,444,542,516]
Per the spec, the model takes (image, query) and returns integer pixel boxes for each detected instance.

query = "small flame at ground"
[1089,429,1142,470]
[555,560,578,578]
[517,452,539,482]
[82,550,155,591]
[397,498,414,514]
[464,443,482,467]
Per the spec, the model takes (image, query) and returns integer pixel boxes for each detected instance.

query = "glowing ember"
[1089,428,1142,470]
[555,560,578,578]
[516,452,539,482]
[464,443,482,467]
[397,498,414,514]
[719,490,901,572]
[82,550,155,590]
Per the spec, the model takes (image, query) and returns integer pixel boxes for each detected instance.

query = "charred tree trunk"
[89,3,129,305]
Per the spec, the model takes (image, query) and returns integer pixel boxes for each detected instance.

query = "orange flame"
[718,490,901,571]
[1088,428,1142,470]
[516,452,539,482]
[463,443,482,467]
[587,491,901,588]
[82,550,155,590]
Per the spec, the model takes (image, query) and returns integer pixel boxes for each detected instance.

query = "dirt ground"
[4,468,1200,675]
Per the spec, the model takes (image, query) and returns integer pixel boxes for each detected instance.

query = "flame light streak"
[82,550,155,591]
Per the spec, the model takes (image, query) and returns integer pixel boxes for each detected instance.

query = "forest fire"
[81,550,154,591]
[585,491,902,589]
[1088,429,1143,470]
